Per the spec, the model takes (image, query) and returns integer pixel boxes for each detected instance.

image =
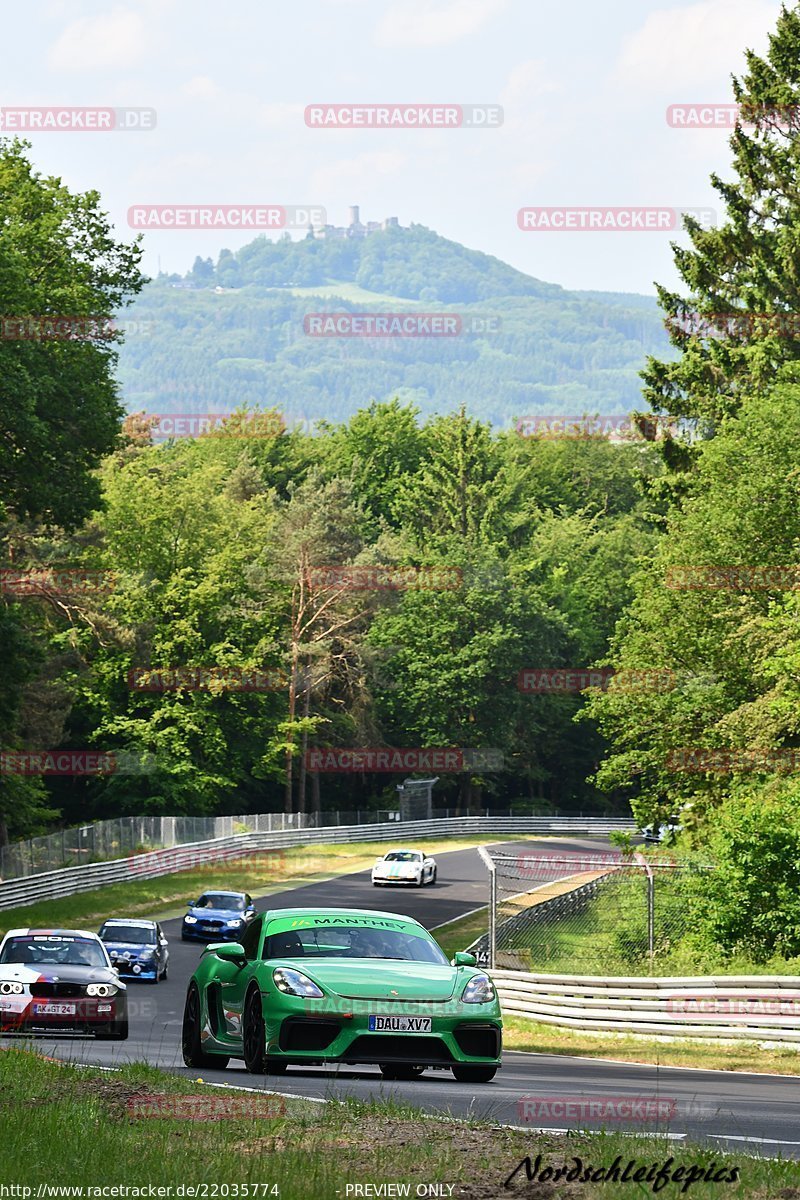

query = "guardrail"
[0,816,634,913]
[493,969,800,1043]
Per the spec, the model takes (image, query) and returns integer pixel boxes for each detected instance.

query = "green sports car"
[182,906,502,1082]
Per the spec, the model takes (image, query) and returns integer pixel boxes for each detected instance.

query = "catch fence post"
[478,845,496,970]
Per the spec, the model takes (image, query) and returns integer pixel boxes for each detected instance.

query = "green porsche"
[182,906,502,1082]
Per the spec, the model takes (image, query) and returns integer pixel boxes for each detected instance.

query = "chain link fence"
[472,850,712,976]
[1,806,526,880]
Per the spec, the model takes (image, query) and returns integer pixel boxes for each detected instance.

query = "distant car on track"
[641,817,682,844]
[371,848,437,887]
[98,918,169,983]
[0,928,128,1039]
[181,891,257,942]
[182,906,501,1082]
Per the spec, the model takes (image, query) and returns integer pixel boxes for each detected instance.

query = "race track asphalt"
[9,836,800,1158]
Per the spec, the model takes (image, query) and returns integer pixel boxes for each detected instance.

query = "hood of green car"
[292,959,460,1001]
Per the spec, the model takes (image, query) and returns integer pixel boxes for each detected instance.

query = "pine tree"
[644,5,800,445]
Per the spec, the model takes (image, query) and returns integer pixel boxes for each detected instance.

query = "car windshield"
[0,935,108,968]
[263,924,448,964]
[100,923,156,945]
[195,894,245,911]
[383,851,421,862]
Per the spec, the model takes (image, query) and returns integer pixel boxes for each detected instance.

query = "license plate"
[368,1014,431,1033]
[32,1003,76,1015]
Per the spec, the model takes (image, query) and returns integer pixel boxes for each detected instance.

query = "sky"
[0,0,786,295]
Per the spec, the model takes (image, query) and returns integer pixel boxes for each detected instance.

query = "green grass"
[280,282,421,304]
[431,905,489,959]
[0,1047,794,1199]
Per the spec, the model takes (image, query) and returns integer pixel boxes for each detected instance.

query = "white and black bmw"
[0,928,128,1038]
[372,848,437,887]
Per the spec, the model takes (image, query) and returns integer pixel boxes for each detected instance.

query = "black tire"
[243,986,267,1073]
[182,983,228,1069]
[160,962,168,981]
[379,1064,426,1080]
[96,1019,128,1041]
[416,875,424,887]
[181,934,190,942]
[149,974,159,985]
[266,1057,288,1075]
[428,868,437,886]
[451,1064,497,1083]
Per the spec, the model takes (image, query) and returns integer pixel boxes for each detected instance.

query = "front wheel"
[243,987,268,1073]
[428,868,437,886]
[452,1064,497,1083]
[380,1064,426,1080]
[182,984,228,1069]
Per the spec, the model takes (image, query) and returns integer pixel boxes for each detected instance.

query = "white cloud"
[375,0,507,48]
[48,8,148,72]
[616,0,780,90]
[181,76,222,100]
[310,151,409,198]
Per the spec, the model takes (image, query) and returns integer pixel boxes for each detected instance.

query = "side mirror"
[211,942,246,963]
[453,951,477,967]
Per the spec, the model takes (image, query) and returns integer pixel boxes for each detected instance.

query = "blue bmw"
[181,891,256,942]
[98,918,169,983]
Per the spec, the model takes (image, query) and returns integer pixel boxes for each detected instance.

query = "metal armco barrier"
[493,969,800,1043]
[0,816,634,912]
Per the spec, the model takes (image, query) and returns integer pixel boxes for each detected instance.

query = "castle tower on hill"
[309,207,401,240]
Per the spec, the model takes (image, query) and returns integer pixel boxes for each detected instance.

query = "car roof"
[101,918,157,927]
[384,847,422,854]
[194,891,246,899]
[262,906,425,928]
[3,928,101,940]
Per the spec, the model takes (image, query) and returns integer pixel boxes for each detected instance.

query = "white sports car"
[371,848,437,887]
[0,928,128,1039]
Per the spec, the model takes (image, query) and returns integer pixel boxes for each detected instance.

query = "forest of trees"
[5,6,800,966]
[116,226,669,429]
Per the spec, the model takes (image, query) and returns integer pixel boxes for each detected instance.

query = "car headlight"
[139,949,156,960]
[184,915,197,924]
[86,983,119,997]
[462,974,495,1004]
[272,967,323,998]
[0,981,24,995]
